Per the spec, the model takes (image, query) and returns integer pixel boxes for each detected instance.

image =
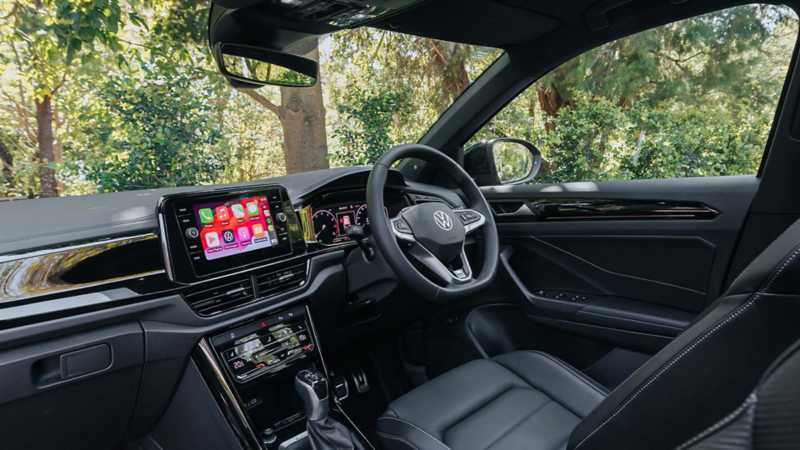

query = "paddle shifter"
[295,370,365,450]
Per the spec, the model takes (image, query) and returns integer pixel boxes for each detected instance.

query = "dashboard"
[307,191,411,245]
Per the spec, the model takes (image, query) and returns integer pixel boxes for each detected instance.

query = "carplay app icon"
[216,206,230,221]
[246,202,259,216]
[205,231,220,247]
[252,223,265,238]
[198,208,214,224]
[231,204,245,219]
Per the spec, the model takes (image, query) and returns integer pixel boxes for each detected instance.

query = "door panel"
[485,175,757,353]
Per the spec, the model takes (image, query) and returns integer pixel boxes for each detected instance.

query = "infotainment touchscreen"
[159,185,300,282]
[194,196,279,261]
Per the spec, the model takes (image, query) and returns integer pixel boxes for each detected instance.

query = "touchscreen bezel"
[159,185,298,283]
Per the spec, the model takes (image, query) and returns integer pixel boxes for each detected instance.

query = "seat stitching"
[573,245,800,450]
[577,311,684,331]
[377,431,422,450]
[674,393,757,450]
[440,386,518,432]
[505,350,609,397]
[480,398,554,450]
[528,235,706,295]
[378,417,452,450]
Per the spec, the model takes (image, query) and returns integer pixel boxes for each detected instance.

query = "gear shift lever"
[295,369,366,450]
[295,369,330,421]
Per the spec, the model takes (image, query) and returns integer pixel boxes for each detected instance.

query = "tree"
[240,38,330,175]
[332,88,412,166]
[77,69,225,192]
[535,5,794,122]
[0,0,126,197]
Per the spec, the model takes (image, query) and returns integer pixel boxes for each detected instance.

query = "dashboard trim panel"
[0,234,164,304]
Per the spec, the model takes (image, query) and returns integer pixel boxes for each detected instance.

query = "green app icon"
[268,225,274,232]
[199,208,214,224]
[246,202,259,216]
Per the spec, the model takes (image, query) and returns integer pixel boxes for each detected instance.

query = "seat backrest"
[679,333,800,450]
[568,219,800,450]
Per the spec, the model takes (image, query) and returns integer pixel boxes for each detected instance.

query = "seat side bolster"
[377,412,453,450]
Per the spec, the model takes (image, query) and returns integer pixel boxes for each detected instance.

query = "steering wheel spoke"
[405,242,473,286]
[453,208,486,234]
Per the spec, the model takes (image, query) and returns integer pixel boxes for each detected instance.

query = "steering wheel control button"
[458,211,480,224]
[185,227,200,239]
[394,219,412,233]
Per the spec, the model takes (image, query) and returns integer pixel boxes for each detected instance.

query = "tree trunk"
[35,95,58,197]
[0,140,12,196]
[279,40,329,175]
[537,88,566,133]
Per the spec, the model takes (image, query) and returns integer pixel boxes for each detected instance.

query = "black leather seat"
[679,334,800,450]
[378,352,607,450]
[377,219,800,450]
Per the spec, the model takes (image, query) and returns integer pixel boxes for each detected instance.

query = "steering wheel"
[366,144,499,303]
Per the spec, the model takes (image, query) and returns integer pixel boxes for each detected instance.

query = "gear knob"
[295,369,330,421]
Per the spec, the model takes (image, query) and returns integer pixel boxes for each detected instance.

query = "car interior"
[3,0,800,449]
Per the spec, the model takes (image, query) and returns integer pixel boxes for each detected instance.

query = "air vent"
[256,263,306,296]
[183,277,255,316]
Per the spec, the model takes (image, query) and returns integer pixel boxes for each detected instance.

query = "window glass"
[0,2,501,200]
[473,4,798,184]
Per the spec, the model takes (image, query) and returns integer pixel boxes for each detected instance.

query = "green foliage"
[331,88,412,166]
[476,5,798,185]
[535,95,770,184]
[74,69,226,192]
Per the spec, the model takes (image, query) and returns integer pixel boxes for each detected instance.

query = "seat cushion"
[376,351,608,450]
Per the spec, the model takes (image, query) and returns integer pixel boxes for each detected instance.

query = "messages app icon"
[246,202,259,216]
[198,208,214,224]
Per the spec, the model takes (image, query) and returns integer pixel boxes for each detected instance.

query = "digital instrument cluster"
[310,192,410,245]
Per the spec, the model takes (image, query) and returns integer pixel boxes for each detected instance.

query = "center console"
[162,185,366,449]
[199,306,329,449]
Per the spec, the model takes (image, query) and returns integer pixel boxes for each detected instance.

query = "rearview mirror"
[464,138,541,186]
[215,43,318,87]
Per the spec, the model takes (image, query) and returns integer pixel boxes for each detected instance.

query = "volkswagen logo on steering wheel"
[434,211,453,231]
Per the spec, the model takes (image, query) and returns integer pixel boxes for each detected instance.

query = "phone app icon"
[246,202,259,216]
[231,204,245,219]
[252,223,265,238]
[216,206,230,221]
[222,229,236,244]
[268,225,275,232]
[238,227,251,240]
[205,231,220,247]
[199,208,214,224]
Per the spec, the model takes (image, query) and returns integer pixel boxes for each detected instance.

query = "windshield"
[0,2,501,200]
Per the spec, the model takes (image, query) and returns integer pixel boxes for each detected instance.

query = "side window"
[474,4,798,184]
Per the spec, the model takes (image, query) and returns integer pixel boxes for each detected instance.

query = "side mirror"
[214,43,318,88]
[464,138,541,186]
